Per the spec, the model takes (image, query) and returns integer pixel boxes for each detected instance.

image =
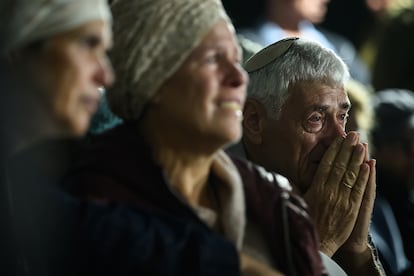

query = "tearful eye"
[309,115,322,122]
[303,112,325,133]
[339,113,349,122]
[339,114,349,130]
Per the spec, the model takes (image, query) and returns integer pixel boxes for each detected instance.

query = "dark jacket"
[5,139,239,276]
[371,195,413,275]
[65,121,325,276]
[377,165,414,267]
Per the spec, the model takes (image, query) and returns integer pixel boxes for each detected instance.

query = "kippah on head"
[107,0,231,120]
[0,0,112,56]
[244,37,349,120]
[244,37,299,73]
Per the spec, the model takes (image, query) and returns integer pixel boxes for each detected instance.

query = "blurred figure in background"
[223,0,371,84]
[371,89,414,268]
[344,81,412,275]
[361,0,412,73]
[372,7,414,92]
[322,0,412,75]
[345,78,374,144]
[237,34,263,63]
[0,0,114,274]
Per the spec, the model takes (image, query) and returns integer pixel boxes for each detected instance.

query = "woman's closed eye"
[205,53,218,64]
[80,34,101,49]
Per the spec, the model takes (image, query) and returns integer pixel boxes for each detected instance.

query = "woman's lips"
[219,101,243,119]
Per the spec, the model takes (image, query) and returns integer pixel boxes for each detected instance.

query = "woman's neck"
[141,115,217,206]
[160,149,214,206]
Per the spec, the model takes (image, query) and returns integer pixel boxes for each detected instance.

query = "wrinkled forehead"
[290,78,346,90]
[290,80,347,96]
[289,80,350,108]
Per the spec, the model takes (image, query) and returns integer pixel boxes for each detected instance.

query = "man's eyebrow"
[312,105,329,112]
[311,102,351,112]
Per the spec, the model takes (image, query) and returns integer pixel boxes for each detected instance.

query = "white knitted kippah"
[107,0,231,120]
[0,0,112,56]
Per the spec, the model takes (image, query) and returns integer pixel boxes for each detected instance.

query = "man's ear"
[243,98,267,145]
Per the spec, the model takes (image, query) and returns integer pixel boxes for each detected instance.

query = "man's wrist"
[333,242,385,276]
[319,240,338,258]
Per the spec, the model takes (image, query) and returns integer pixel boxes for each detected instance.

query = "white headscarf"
[1,0,112,56]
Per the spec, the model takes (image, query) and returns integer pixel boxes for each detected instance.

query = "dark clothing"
[371,195,412,275]
[4,139,240,276]
[377,166,414,265]
[65,121,326,276]
[372,9,414,92]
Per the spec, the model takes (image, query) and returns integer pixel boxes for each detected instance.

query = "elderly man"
[228,37,384,275]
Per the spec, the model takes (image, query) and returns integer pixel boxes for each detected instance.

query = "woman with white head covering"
[0,0,246,275]
[65,0,325,274]
[0,0,113,274]
[1,0,114,152]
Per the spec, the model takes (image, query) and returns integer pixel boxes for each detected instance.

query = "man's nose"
[321,121,346,146]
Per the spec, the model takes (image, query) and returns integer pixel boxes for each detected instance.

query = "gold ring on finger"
[343,182,353,189]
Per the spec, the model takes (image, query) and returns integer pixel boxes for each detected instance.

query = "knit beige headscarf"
[107,0,232,120]
[0,0,112,56]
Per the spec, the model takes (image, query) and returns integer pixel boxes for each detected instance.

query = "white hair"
[247,38,350,119]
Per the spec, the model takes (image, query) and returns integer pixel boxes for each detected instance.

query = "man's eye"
[309,115,322,122]
[303,114,324,133]
[339,113,349,121]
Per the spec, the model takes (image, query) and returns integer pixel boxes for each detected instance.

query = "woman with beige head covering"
[65,0,325,275]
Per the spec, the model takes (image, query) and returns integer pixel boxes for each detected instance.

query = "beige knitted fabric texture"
[107,0,231,120]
